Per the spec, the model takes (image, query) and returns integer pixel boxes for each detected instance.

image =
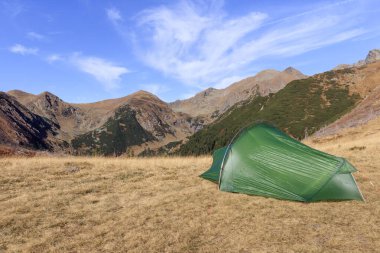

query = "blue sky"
[1,0,379,103]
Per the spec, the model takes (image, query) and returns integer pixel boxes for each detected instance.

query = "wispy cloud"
[27,32,46,41]
[1,0,25,17]
[120,0,369,88]
[46,54,63,63]
[106,7,123,24]
[70,53,129,90]
[9,44,38,55]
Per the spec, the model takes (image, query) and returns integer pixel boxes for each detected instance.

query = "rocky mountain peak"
[365,49,380,64]
[283,66,298,74]
[128,90,167,108]
[132,90,155,97]
[128,90,164,103]
[39,91,59,99]
[37,91,63,109]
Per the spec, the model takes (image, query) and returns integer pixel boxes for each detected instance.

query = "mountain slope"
[5,66,306,155]
[315,61,380,136]
[72,104,155,155]
[7,90,202,155]
[4,49,379,156]
[8,90,111,141]
[170,67,306,120]
[3,67,306,155]
[71,91,202,155]
[178,68,366,155]
[179,50,380,156]
[0,92,62,150]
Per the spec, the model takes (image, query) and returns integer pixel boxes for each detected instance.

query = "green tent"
[201,123,364,202]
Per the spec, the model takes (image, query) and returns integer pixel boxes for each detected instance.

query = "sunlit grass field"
[1,120,379,252]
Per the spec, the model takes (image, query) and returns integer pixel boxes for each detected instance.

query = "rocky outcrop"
[365,49,380,64]
[334,49,380,70]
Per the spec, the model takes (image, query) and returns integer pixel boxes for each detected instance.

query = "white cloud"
[70,53,129,90]
[46,54,62,63]
[106,7,123,23]
[1,0,25,17]
[9,44,38,55]
[127,0,367,88]
[27,32,45,41]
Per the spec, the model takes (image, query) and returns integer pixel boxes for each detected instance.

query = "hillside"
[170,67,306,120]
[178,50,380,156]
[8,90,93,141]
[315,61,380,136]
[0,92,62,150]
[72,104,155,155]
[7,90,136,141]
[5,90,202,155]
[178,67,368,155]
[71,91,201,156]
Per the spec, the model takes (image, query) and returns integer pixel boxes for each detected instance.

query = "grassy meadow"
[1,120,380,252]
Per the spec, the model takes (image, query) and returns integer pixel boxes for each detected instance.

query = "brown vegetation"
[1,114,380,252]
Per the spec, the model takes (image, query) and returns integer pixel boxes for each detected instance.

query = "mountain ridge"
[178,59,380,155]
[5,88,203,155]
[2,49,379,156]
[169,67,306,120]
[4,66,306,155]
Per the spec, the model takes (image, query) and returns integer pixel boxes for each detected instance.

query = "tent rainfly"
[201,123,364,202]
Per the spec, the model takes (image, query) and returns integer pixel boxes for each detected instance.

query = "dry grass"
[1,123,380,252]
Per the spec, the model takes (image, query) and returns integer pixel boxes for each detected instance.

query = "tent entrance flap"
[200,146,227,183]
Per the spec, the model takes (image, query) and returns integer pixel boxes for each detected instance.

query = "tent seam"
[218,122,274,189]
[218,122,266,189]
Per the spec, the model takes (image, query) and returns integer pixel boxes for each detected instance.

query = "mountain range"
[1,49,379,156]
[170,67,306,120]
